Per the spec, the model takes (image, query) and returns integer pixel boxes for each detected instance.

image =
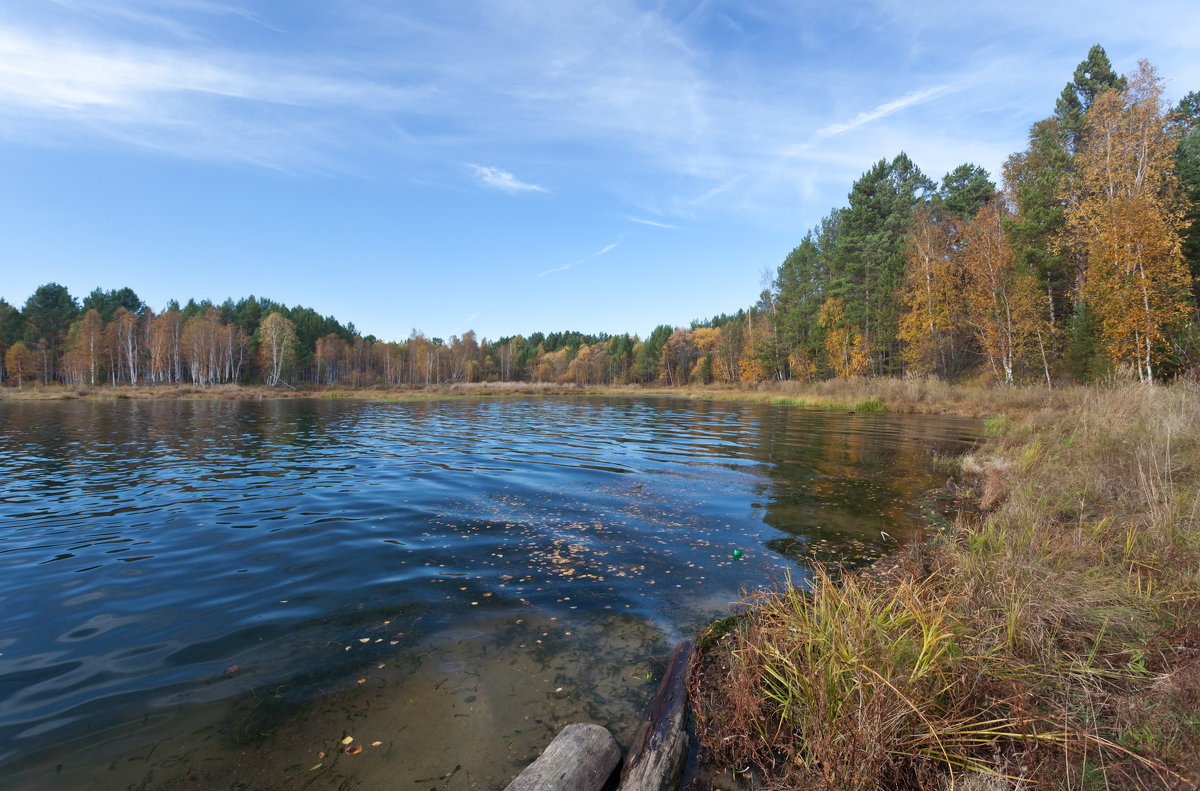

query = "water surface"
[0,396,978,789]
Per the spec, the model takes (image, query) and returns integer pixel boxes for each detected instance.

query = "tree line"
[752,51,1199,386]
[2,48,1197,390]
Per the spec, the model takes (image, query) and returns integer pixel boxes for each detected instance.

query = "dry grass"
[691,381,1200,790]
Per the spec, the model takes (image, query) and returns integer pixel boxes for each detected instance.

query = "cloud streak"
[538,261,581,277]
[539,234,623,277]
[817,84,954,138]
[3,1,1198,226]
[625,215,680,230]
[467,164,548,194]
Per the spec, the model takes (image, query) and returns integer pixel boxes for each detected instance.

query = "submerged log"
[619,639,695,791]
[504,722,620,791]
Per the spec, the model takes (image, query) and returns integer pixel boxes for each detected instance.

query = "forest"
[2,48,1198,391]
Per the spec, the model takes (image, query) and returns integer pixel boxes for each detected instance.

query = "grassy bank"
[690,382,1200,790]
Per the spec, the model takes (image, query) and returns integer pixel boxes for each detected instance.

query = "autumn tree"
[1062,61,1192,382]
[5,342,35,388]
[315,333,345,384]
[147,309,182,384]
[898,205,962,375]
[259,312,296,387]
[818,297,870,378]
[69,309,104,385]
[961,201,1050,385]
[111,306,141,385]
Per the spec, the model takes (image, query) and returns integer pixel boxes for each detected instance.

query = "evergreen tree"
[1055,44,1127,152]
[1171,91,1200,306]
[933,163,995,222]
[828,152,934,374]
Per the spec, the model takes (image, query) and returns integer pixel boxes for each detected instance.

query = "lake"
[0,396,978,790]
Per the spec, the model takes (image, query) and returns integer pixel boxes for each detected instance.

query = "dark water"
[0,396,978,790]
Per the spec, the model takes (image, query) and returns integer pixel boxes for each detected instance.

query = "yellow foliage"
[818,298,870,378]
[1063,60,1192,382]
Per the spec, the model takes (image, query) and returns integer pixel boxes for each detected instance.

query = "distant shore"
[0,376,1065,419]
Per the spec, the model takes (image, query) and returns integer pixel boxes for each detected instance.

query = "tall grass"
[691,382,1200,789]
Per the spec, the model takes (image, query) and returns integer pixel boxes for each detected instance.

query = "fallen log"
[618,639,695,791]
[504,722,621,791]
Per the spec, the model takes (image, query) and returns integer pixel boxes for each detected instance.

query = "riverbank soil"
[690,382,1200,790]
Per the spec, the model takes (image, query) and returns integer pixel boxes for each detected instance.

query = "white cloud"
[3,1,1199,226]
[594,241,620,256]
[817,85,954,138]
[624,215,680,230]
[467,164,548,194]
[538,261,580,277]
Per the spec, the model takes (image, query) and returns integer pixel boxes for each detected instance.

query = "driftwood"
[504,722,621,791]
[618,639,695,791]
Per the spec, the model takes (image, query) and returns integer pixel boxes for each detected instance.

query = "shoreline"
[688,380,1200,789]
[0,377,1064,419]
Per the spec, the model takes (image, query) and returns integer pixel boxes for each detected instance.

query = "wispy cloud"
[0,23,420,167]
[817,84,953,138]
[624,215,680,230]
[539,234,623,278]
[3,1,1197,227]
[538,261,581,277]
[467,164,548,194]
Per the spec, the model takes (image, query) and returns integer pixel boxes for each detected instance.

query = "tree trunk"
[504,723,620,791]
[619,640,694,791]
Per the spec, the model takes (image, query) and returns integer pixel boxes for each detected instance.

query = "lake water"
[0,396,978,790]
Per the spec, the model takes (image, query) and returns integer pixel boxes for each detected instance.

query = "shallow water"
[0,396,978,789]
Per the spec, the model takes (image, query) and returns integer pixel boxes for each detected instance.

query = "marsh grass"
[691,382,1200,789]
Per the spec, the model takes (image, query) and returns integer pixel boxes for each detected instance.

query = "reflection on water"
[0,397,978,789]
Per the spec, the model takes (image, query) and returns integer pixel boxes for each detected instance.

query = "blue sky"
[2,1,1198,342]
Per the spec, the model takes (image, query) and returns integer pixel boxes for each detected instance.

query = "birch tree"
[1063,61,1192,382]
[259,312,296,387]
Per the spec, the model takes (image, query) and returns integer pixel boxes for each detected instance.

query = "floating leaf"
[346,744,363,755]
[341,736,354,745]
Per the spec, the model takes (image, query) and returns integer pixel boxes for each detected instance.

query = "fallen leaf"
[371,741,383,747]
[346,744,363,755]
[341,736,354,745]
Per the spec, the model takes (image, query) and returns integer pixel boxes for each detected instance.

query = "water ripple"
[0,396,977,777]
